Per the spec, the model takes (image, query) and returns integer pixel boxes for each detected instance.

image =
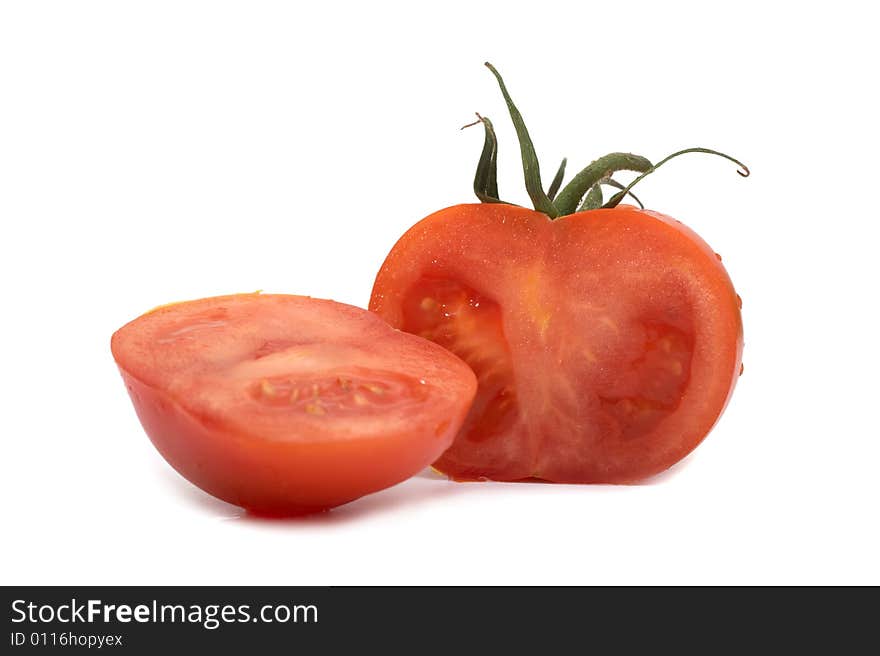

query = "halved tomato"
[111,294,477,515]
[370,203,743,483]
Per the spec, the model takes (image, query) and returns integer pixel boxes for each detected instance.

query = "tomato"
[369,203,743,482]
[111,294,477,515]
[367,62,747,483]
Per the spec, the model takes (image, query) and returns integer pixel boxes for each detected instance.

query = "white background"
[2,1,878,585]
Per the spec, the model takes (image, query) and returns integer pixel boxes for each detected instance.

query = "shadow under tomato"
[154,465,243,518]
[158,451,697,524]
[156,465,472,524]
[240,473,476,525]
[416,450,697,487]
[635,450,698,485]
[413,467,447,480]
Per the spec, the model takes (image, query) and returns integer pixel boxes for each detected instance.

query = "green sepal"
[546,158,567,200]
[464,114,504,204]
[580,184,603,210]
[603,147,750,209]
[554,153,653,215]
[485,63,558,218]
[578,178,644,211]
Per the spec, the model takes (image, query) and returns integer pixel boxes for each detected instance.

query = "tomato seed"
[305,402,325,416]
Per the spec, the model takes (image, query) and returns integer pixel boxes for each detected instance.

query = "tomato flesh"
[370,204,742,482]
[401,277,517,447]
[111,294,477,514]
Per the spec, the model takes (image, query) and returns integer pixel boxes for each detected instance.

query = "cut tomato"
[111,294,477,514]
[370,203,743,483]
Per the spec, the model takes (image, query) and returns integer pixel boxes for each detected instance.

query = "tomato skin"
[120,371,465,514]
[370,204,743,483]
[112,294,477,515]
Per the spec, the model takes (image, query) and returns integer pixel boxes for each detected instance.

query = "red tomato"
[111,294,477,514]
[369,203,743,483]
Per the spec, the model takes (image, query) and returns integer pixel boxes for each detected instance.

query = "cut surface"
[370,203,743,482]
[112,294,477,513]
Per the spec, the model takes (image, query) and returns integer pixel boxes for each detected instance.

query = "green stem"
[604,178,643,209]
[462,113,503,203]
[554,153,652,215]
[485,63,558,218]
[578,178,645,211]
[580,184,603,210]
[603,147,750,208]
[546,158,567,200]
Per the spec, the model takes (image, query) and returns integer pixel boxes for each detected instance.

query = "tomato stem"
[579,178,645,211]
[468,65,749,216]
[553,153,653,215]
[546,158,567,200]
[580,183,604,210]
[462,113,504,204]
[608,178,645,209]
[484,63,558,218]
[603,148,750,209]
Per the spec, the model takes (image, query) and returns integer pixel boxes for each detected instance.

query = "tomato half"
[370,203,743,483]
[111,294,477,514]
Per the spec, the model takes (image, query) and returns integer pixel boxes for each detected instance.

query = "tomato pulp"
[111,294,477,514]
[370,204,743,483]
